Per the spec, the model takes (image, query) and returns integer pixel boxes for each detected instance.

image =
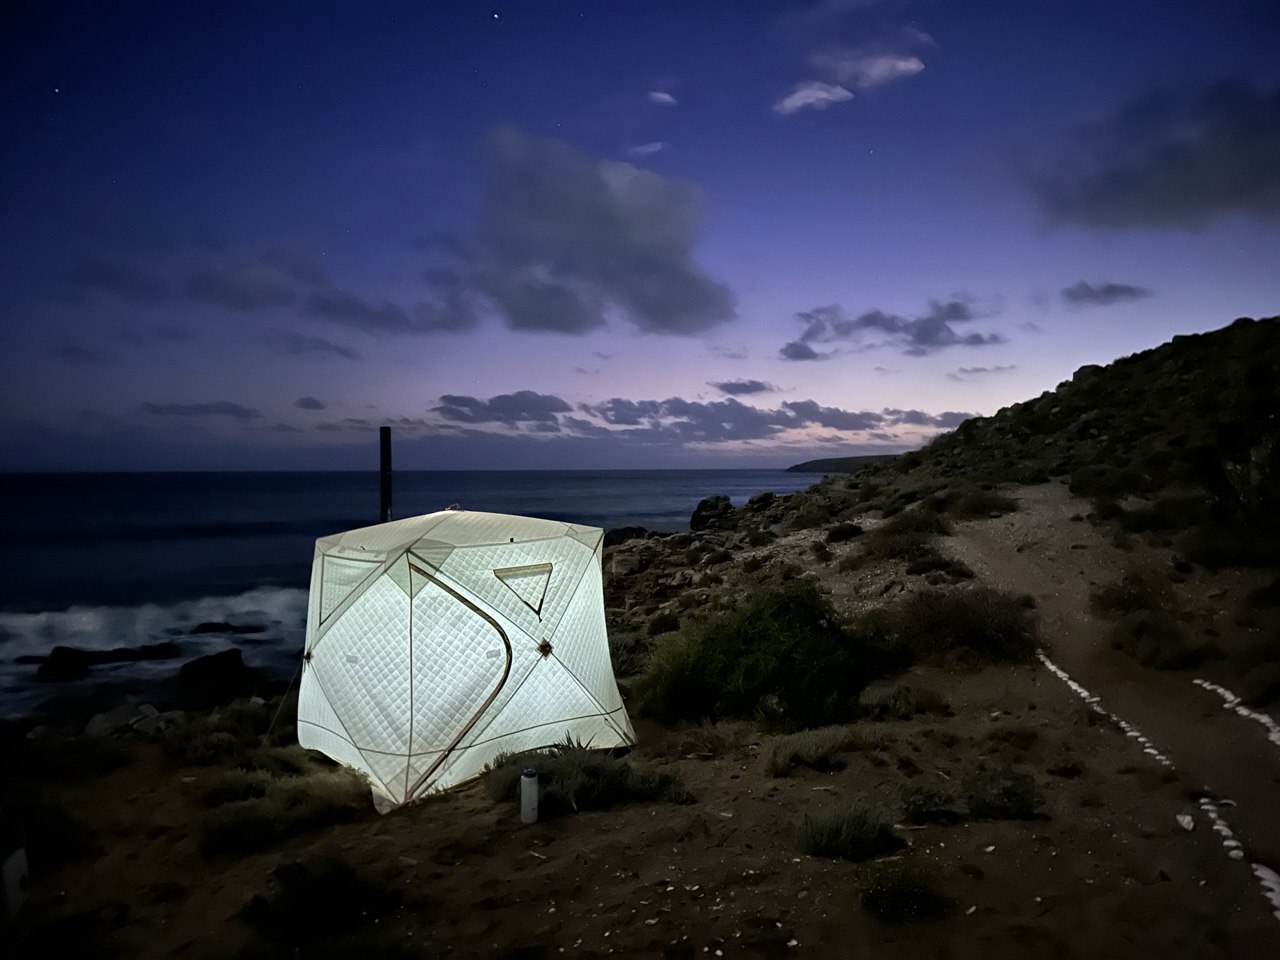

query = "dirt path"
[946,479,1280,871]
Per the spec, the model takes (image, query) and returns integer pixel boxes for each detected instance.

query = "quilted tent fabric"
[297,509,635,808]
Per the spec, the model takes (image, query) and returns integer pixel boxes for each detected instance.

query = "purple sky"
[2,0,1278,470]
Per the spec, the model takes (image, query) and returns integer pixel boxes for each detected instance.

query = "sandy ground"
[10,480,1280,958]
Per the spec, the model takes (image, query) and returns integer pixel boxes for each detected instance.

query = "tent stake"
[379,425,393,523]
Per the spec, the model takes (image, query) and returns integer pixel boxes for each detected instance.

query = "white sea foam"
[0,586,308,718]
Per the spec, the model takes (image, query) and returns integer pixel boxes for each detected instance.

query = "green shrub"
[242,855,397,944]
[802,804,904,861]
[903,552,974,581]
[647,611,680,636]
[1091,573,1205,669]
[901,784,961,824]
[1069,465,1147,498]
[964,768,1043,820]
[482,737,689,816]
[200,769,274,807]
[864,588,1038,666]
[861,868,950,924]
[859,683,952,720]
[826,522,864,543]
[765,726,861,777]
[632,581,890,729]
[199,770,371,857]
[946,490,1018,519]
[1180,524,1280,570]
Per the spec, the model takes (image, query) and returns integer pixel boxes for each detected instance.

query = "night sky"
[3,0,1278,471]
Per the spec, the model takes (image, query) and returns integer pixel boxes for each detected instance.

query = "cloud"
[294,396,326,410]
[304,290,419,335]
[627,141,669,157]
[809,48,924,89]
[1031,80,1280,229]
[433,390,573,426]
[947,364,1017,380]
[881,408,973,428]
[708,379,778,396]
[1061,280,1153,307]
[264,329,363,360]
[779,340,831,361]
[648,91,677,105]
[51,343,117,366]
[773,81,854,115]
[187,260,300,311]
[791,299,1005,356]
[424,127,735,335]
[141,401,261,422]
[66,259,172,301]
[260,249,327,286]
[781,400,882,431]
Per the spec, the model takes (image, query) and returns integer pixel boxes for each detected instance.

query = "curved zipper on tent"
[405,560,513,799]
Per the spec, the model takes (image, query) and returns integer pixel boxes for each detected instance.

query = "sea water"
[0,469,816,716]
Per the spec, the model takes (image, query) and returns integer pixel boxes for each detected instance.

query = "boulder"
[84,702,154,737]
[174,649,255,709]
[603,526,653,548]
[26,642,183,682]
[33,646,93,682]
[690,495,734,531]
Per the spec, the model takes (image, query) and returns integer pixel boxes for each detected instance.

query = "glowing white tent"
[297,509,635,808]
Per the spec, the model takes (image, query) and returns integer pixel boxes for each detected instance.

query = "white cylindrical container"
[520,768,539,824]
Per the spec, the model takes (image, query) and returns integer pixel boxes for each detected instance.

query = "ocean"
[0,469,817,717]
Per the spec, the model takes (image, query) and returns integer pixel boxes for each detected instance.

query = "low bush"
[632,581,891,729]
[861,868,950,924]
[810,541,833,563]
[858,683,951,720]
[647,611,680,636]
[802,803,904,861]
[964,768,1043,820]
[200,769,274,807]
[826,522,864,543]
[903,552,974,581]
[483,737,689,816]
[1091,573,1206,669]
[901,784,962,824]
[199,770,371,857]
[765,726,861,777]
[1180,524,1280,570]
[946,490,1018,519]
[242,855,397,944]
[863,587,1038,666]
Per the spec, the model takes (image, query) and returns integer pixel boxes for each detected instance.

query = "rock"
[690,495,734,532]
[29,642,183,682]
[34,646,93,682]
[603,526,653,548]
[190,621,266,635]
[174,649,255,709]
[746,491,775,510]
[85,702,151,737]
[132,710,186,735]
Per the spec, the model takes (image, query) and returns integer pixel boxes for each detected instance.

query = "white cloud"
[773,81,854,115]
[809,49,924,89]
[626,141,669,156]
[648,90,677,105]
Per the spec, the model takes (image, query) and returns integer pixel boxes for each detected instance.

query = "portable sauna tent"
[297,510,635,808]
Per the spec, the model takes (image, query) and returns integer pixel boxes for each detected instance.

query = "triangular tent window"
[493,562,552,617]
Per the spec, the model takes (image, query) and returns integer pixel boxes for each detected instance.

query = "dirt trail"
[947,480,1280,870]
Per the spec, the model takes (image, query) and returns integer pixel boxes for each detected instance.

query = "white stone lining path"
[1191,678,1280,753]
[1037,651,1280,925]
